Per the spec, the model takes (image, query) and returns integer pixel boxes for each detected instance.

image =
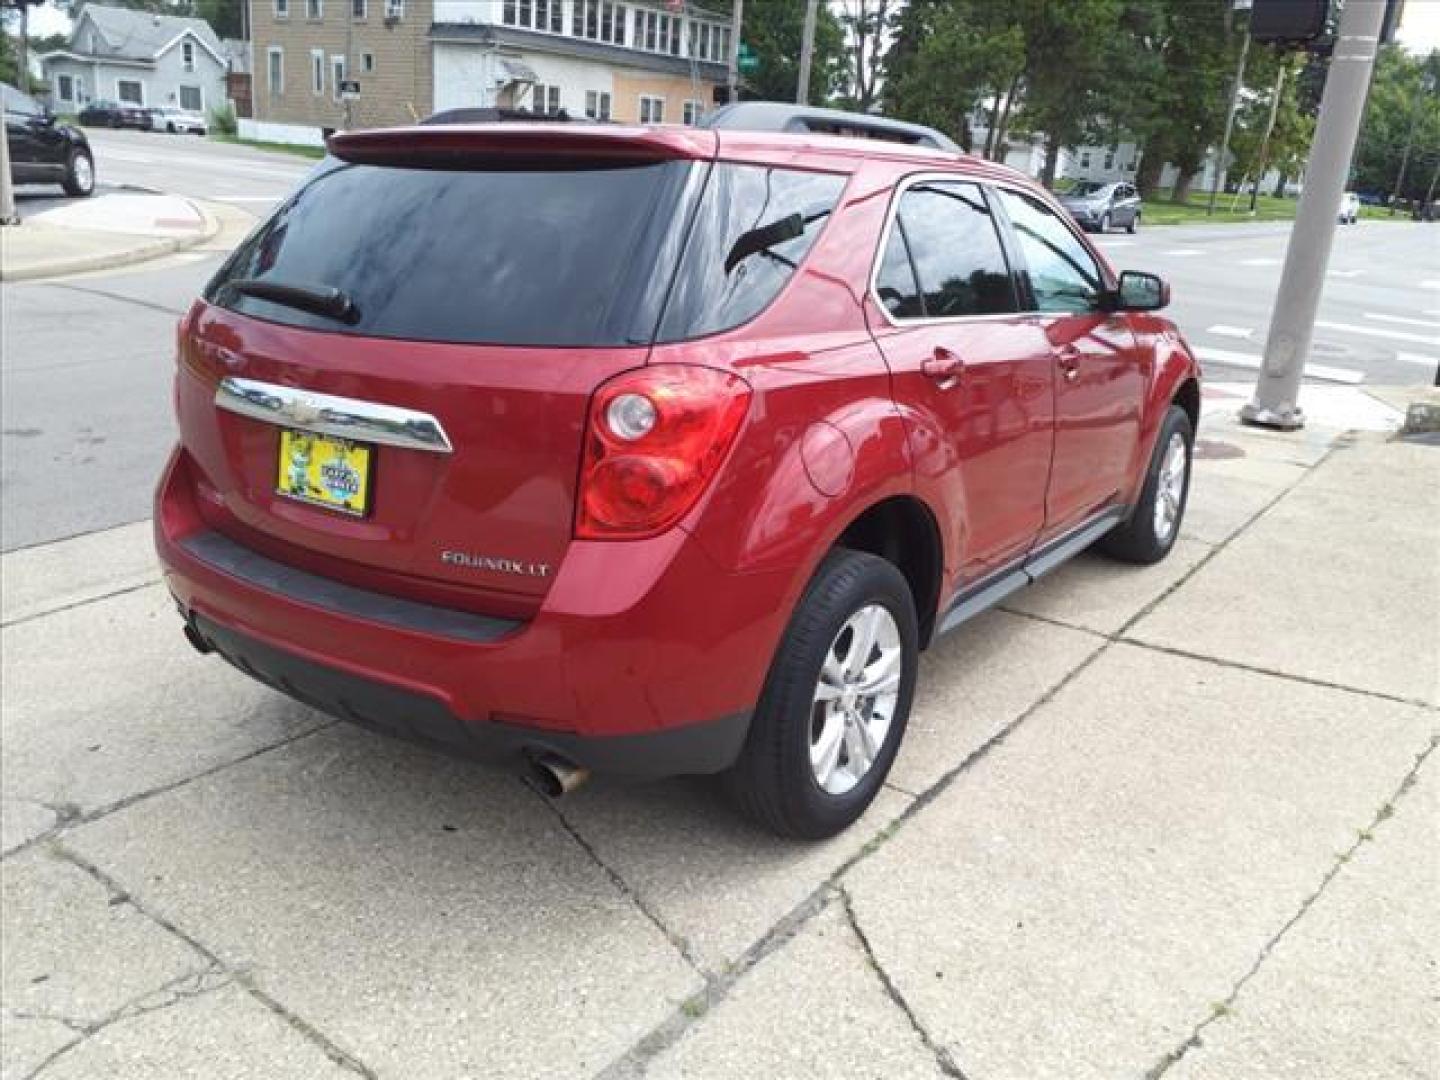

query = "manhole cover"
[1193,438,1245,460]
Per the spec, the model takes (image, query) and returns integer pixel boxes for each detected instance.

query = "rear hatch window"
[206,158,694,346]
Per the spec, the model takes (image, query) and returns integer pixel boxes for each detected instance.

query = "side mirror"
[1115,270,1169,311]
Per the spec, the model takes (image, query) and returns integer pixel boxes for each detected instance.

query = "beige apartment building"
[245,0,731,145]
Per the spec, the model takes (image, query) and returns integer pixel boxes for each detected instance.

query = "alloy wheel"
[1152,432,1188,542]
[809,604,902,795]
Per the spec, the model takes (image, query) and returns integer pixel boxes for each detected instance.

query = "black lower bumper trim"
[189,614,750,778]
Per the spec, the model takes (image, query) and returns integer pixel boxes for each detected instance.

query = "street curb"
[0,197,222,284]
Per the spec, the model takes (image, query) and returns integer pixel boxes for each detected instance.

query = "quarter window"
[887,182,1016,319]
[996,189,1105,314]
[874,224,924,320]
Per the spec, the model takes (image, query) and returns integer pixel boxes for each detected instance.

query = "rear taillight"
[577,365,751,540]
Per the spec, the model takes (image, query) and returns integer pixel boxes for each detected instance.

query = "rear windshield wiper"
[723,207,832,276]
[225,278,361,325]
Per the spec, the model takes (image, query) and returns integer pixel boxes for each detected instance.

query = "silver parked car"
[149,107,207,135]
[1058,181,1143,233]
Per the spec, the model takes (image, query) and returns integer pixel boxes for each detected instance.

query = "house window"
[311,49,325,95]
[1104,149,1115,170]
[682,99,702,125]
[306,0,322,18]
[268,47,284,95]
[362,52,375,73]
[1080,151,1091,169]
[352,0,366,16]
[384,0,403,18]
[274,0,288,16]
[504,0,559,32]
[182,40,195,71]
[179,85,203,111]
[331,55,346,100]
[639,95,663,124]
[531,83,560,114]
[57,74,74,102]
[585,89,611,121]
[668,15,680,54]
[117,78,144,105]
[573,1,624,44]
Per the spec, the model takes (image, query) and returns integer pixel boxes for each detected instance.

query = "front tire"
[1098,404,1193,564]
[724,549,918,839]
[1099,212,1112,234]
[1127,211,1140,234]
[62,149,95,197]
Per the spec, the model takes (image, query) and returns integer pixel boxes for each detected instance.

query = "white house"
[40,4,228,116]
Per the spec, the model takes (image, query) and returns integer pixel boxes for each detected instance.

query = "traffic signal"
[1249,0,1331,44]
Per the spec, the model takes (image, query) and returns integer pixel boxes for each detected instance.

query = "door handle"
[922,347,964,389]
[1055,344,1082,382]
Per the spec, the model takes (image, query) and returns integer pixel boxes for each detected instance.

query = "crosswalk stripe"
[1163,249,1203,257]
[1206,325,1254,339]
[1364,312,1440,329]
[1194,346,1364,385]
[1397,352,1440,368]
[1328,269,1364,278]
[1314,319,1440,346]
[1239,257,1279,266]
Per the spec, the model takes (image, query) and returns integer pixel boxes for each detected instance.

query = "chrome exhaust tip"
[526,752,590,797]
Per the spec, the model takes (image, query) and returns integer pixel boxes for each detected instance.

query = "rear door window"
[885,181,1017,319]
[207,158,692,346]
[656,164,846,341]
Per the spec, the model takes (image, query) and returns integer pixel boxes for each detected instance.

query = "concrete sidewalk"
[0,194,220,282]
[2,388,1436,1079]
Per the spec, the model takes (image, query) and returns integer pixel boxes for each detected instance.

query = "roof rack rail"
[698,102,959,152]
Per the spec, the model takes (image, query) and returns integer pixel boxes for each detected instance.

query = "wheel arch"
[833,493,945,648]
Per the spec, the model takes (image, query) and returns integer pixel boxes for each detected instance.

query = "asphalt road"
[3,130,1437,551]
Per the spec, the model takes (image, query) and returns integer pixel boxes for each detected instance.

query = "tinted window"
[657,164,845,341]
[207,158,690,346]
[874,224,924,320]
[996,189,1105,315]
[893,182,1016,319]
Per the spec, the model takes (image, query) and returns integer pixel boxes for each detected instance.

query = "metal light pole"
[1240,0,1387,431]
[796,0,819,105]
[1209,29,1251,215]
[727,0,744,104]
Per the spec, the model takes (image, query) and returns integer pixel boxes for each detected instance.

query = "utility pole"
[727,0,744,104]
[1209,29,1251,215]
[1240,0,1387,431]
[0,116,17,226]
[1249,63,1287,213]
[796,0,819,105]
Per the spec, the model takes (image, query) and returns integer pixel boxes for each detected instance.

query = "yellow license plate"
[276,429,373,516]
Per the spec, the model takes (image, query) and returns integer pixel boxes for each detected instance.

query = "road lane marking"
[1194,346,1363,385]
[1422,281,1440,290]
[1313,319,1440,346]
[1097,240,1135,248]
[211,195,282,202]
[1207,325,1255,340]
[1328,269,1364,278]
[1163,249,1203,256]
[1364,312,1440,329]
[1396,352,1440,368]
[1240,257,1279,266]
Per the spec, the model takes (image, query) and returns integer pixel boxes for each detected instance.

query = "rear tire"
[62,149,95,198]
[1099,212,1112,234]
[1127,212,1140,234]
[723,549,918,839]
[1098,404,1193,565]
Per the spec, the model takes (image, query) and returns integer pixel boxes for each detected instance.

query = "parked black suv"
[78,99,150,129]
[3,83,95,197]
[1058,181,1142,233]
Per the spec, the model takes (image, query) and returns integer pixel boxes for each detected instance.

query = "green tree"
[698,0,847,105]
[52,0,243,38]
[1354,45,1440,204]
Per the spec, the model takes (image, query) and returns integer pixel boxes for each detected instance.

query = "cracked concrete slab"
[1,798,58,857]
[31,983,354,1080]
[1176,473,1279,547]
[1130,439,1440,705]
[552,779,910,972]
[1,585,325,816]
[1,520,158,626]
[1,848,203,1035]
[1,1012,76,1080]
[1004,536,1214,636]
[890,608,1102,795]
[65,724,702,1080]
[1167,755,1439,1080]
[843,644,1436,1080]
[646,902,949,1080]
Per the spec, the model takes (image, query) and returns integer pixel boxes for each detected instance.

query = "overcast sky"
[18,0,1440,54]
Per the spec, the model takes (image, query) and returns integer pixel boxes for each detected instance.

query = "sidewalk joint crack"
[1144,733,1438,1079]
[839,887,969,1079]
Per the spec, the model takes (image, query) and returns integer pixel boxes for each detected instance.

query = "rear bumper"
[187,612,749,776]
[156,447,794,777]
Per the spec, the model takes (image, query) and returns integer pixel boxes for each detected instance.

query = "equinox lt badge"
[441,550,551,578]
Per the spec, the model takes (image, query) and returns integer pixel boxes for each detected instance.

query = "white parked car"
[1339,192,1360,225]
[149,107,207,135]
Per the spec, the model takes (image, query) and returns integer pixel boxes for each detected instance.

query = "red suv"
[156,105,1199,838]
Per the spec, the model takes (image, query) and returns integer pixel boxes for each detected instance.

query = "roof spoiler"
[699,102,960,152]
[327,124,716,166]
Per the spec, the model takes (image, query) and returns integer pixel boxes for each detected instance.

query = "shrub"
[209,102,238,138]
